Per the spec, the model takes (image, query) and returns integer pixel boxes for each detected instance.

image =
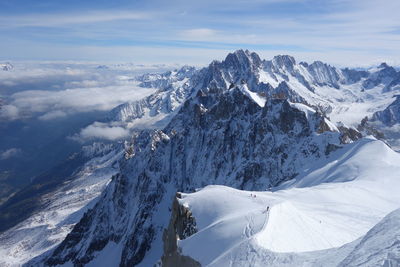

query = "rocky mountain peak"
[307,60,342,88]
[363,62,399,91]
[223,49,262,70]
[379,62,390,69]
[372,94,400,126]
[1,62,13,71]
[271,55,296,70]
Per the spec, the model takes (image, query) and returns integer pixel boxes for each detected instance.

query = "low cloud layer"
[2,84,153,120]
[38,110,68,121]
[0,148,21,160]
[71,122,130,142]
[0,63,172,121]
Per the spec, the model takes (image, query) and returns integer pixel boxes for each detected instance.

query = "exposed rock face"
[268,81,307,103]
[338,126,362,144]
[362,63,400,91]
[372,95,400,126]
[341,68,369,84]
[161,194,200,267]
[307,61,343,89]
[357,116,386,140]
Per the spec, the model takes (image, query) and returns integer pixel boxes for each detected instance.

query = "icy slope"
[176,138,400,266]
[339,208,400,266]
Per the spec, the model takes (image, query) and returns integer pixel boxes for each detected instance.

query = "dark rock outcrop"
[372,95,400,126]
[161,195,200,267]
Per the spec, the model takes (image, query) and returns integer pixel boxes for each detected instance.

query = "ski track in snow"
[177,138,400,266]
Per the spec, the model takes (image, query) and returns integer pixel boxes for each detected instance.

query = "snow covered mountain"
[0,62,13,71]
[372,94,400,126]
[2,50,400,266]
[107,66,197,129]
[108,50,400,133]
[0,143,122,266]
[363,63,400,92]
[36,51,379,267]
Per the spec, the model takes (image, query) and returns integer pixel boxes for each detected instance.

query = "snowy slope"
[339,208,400,266]
[0,145,122,267]
[176,138,400,266]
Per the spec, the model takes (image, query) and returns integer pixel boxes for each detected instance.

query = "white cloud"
[179,28,218,41]
[0,11,151,28]
[38,110,67,120]
[8,84,154,116]
[1,0,400,66]
[72,122,130,141]
[0,63,164,121]
[0,105,19,120]
[0,148,22,160]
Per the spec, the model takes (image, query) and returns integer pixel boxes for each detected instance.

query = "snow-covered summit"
[0,62,13,71]
[363,62,399,91]
[372,95,400,126]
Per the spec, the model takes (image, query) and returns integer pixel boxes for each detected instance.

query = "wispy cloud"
[0,148,22,160]
[38,110,67,120]
[179,28,218,41]
[71,122,130,141]
[1,84,154,120]
[0,11,151,28]
[0,0,399,66]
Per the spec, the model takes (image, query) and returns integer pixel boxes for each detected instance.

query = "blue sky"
[1,0,400,66]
